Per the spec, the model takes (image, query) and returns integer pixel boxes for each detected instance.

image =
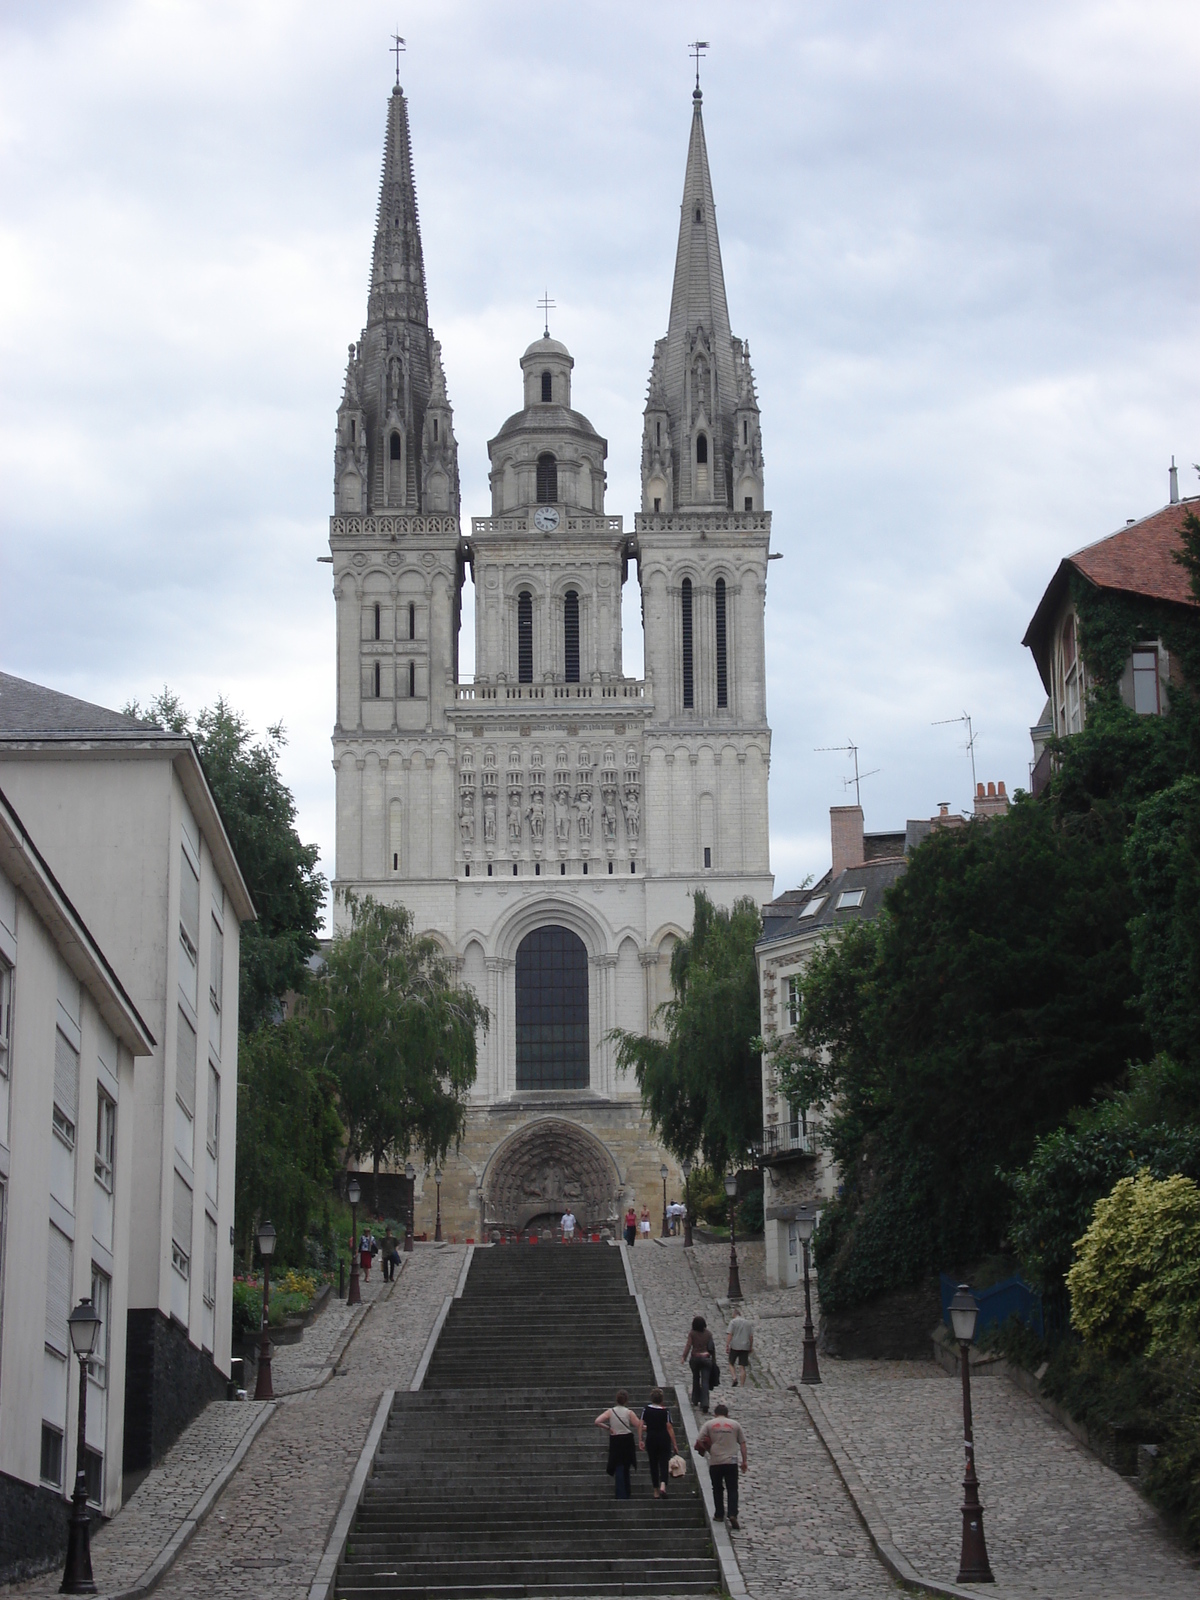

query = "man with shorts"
[560,1208,577,1242]
[695,1403,748,1528]
[726,1311,753,1385]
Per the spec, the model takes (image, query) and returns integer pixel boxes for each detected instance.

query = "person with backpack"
[694,1402,748,1528]
[594,1389,645,1499]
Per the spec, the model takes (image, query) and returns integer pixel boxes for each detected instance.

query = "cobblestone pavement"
[4,1248,460,1599]
[669,1240,1200,1600]
[630,1238,899,1598]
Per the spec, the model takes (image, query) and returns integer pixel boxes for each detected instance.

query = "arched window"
[408,659,416,698]
[681,578,694,710]
[715,578,728,709]
[695,206,703,223]
[389,432,402,461]
[515,926,589,1089]
[695,433,708,465]
[373,661,381,699]
[373,603,380,641]
[564,590,580,683]
[518,590,533,683]
[541,371,553,403]
[536,453,558,503]
[408,602,415,640]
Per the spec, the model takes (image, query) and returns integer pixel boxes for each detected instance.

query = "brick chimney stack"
[830,805,865,876]
[974,780,1010,819]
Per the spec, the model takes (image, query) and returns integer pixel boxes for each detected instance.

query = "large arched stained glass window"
[515,926,589,1089]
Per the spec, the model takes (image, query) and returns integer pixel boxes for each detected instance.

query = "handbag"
[709,1359,720,1388]
[668,1453,687,1477]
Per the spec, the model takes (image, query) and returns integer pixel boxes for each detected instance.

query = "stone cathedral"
[328,77,774,1238]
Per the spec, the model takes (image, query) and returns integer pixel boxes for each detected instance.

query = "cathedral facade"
[328,79,773,1238]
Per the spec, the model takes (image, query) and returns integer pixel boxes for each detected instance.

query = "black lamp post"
[949,1283,994,1584]
[404,1161,416,1251]
[347,1177,362,1306]
[724,1172,743,1301]
[434,1167,443,1243]
[795,1208,821,1385]
[660,1163,670,1238]
[60,1296,102,1594]
[253,1220,276,1401]
[682,1158,694,1248]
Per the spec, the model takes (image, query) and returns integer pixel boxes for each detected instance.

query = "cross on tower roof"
[538,290,556,339]
[391,31,406,86]
[689,39,708,95]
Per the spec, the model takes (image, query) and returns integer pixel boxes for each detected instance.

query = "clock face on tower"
[533,506,560,533]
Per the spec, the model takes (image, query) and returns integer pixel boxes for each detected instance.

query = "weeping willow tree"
[610,891,763,1173]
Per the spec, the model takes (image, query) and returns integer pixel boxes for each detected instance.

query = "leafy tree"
[610,891,762,1175]
[1125,777,1200,1074]
[312,892,488,1203]
[125,689,326,1028]
[234,1015,343,1266]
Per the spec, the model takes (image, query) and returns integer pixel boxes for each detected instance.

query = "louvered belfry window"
[681,578,694,709]
[518,591,533,683]
[715,577,728,708]
[541,371,552,402]
[564,590,580,683]
[536,453,557,503]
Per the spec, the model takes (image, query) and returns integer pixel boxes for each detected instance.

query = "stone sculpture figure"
[459,793,475,845]
[483,794,497,846]
[527,789,545,844]
[601,788,618,845]
[622,786,641,841]
[508,789,523,845]
[576,788,594,844]
[554,787,572,848]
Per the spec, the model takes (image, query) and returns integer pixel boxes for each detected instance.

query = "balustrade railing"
[761,1121,821,1159]
[453,680,648,704]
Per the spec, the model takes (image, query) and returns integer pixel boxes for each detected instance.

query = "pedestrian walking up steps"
[336,1245,719,1598]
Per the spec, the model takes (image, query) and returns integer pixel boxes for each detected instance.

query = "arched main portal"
[481,1118,622,1234]
[515,925,588,1089]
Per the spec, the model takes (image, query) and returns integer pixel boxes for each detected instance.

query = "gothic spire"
[368,84,429,329]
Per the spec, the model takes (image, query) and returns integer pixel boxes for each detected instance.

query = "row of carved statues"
[458,781,641,851]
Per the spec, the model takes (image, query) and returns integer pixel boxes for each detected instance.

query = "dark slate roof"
[491,404,605,446]
[759,857,908,947]
[0,672,156,735]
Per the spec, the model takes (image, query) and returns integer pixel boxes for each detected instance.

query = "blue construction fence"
[940,1273,1044,1341]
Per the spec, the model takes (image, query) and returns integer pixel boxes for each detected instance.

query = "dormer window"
[536,453,558,503]
[696,433,708,465]
[389,432,402,461]
[541,371,553,403]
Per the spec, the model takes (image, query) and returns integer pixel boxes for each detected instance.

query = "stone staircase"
[336,1244,719,1597]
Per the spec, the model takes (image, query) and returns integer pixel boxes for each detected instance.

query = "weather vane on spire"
[391,31,406,87]
[538,289,556,339]
[689,40,709,94]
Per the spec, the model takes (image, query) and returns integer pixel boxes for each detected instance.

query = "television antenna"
[933,711,978,794]
[815,741,879,807]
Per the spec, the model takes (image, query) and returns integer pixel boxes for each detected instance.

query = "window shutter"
[204,1215,218,1306]
[173,1172,193,1255]
[207,1064,220,1151]
[180,849,200,950]
[45,1225,72,1355]
[177,1010,197,1115]
[54,1029,79,1121]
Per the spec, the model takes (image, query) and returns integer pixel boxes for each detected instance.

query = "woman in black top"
[640,1387,678,1499]
[682,1315,716,1412]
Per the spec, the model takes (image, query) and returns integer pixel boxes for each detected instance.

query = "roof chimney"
[830,805,865,876]
[1170,456,1180,505]
[974,779,1010,819]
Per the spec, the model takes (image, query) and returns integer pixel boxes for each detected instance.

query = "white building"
[0,674,254,1500]
[329,80,774,1234]
[0,784,152,1578]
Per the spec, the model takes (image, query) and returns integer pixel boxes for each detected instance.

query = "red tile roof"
[1069,500,1200,608]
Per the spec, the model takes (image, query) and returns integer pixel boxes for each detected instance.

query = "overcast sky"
[3,0,1198,917]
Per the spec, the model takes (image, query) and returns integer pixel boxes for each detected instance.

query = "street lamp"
[660,1162,670,1238]
[347,1176,362,1306]
[681,1158,693,1248]
[723,1172,743,1301]
[795,1209,821,1385]
[253,1220,277,1401]
[949,1283,994,1584]
[434,1167,443,1243]
[404,1161,416,1252]
[61,1297,102,1594]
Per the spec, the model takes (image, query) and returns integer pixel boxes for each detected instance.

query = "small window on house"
[518,590,533,683]
[41,1425,63,1487]
[744,496,753,511]
[409,602,415,640]
[374,661,381,698]
[787,975,802,1027]
[695,433,708,465]
[799,896,826,918]
[1132,650,1160,715]
[564,590,580,683]
[536,453,558,503]
[681,578,694,709]
[715,577,728,708]
[408,659,416,698]
[374,603,380,640]
[837,888,866,909]
[95,1090,116,1193]
[703,847,712,868]
[389,432,402,461]
[1062,614,1076,669]
[541,371,553,403]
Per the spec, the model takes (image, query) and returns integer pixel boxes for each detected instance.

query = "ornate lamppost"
[723,1172,743,1301]
[681,1157,694,1248]
[795,1208,821,1384]
[659,1163,670,1238]
[347,1176,362,1306]
[253,1220,277,1400]
[949,1284,994,1584]
[404,1161,416,1251]
[60,1297,102,1594]
[434,1167,443,1243]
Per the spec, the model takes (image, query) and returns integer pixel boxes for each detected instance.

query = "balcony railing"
[453,680,649,704]
[760,1121,820,1161]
